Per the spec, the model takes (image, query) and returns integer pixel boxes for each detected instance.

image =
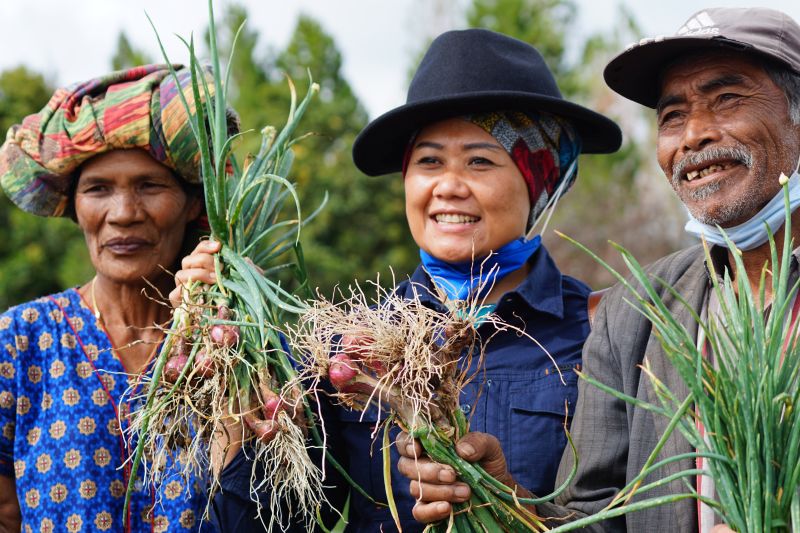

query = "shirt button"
[134,479,143,491]
[460,404,471,414]
[486,379,493,387]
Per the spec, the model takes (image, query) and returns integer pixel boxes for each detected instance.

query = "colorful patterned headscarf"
[0,64,215,217]
[466,110,581,228]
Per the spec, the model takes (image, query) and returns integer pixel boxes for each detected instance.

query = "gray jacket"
[538,245,708,532]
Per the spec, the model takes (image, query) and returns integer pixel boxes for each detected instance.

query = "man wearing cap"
[397,7,800,532]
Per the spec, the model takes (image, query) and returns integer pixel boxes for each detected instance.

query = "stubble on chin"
[677,182,758,226]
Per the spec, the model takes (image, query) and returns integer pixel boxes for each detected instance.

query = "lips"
[103,237,152,254]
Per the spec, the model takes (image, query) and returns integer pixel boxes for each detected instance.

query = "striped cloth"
[0,64,215,218]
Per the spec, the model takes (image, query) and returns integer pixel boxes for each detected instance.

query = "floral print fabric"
[0,289,206,532]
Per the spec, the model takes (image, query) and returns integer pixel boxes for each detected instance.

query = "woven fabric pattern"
[0,65,213,217]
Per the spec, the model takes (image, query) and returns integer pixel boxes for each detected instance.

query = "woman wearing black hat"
[179,28,621,532]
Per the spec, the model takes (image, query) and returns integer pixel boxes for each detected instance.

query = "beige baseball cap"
[604,7,800,108]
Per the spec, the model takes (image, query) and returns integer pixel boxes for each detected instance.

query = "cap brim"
[352,91,623,176]
[604,36,757,108]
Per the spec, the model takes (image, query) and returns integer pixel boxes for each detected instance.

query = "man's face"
[656,51,800,227]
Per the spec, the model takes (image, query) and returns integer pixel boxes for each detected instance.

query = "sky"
[1,0,799,120]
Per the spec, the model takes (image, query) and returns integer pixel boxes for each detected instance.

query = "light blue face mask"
[684,170,800,250]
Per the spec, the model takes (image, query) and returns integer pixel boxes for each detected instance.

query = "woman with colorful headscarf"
[178,29,622,531]
[0,65,223,532]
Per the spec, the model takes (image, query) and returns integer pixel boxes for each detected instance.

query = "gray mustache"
[672,146,753,183]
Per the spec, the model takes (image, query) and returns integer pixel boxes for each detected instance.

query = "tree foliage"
[217,6,416,296]
[111,32,153,70]
[0,67,93,310]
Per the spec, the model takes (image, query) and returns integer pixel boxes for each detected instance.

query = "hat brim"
[352,91,623,176]
[604,36,762,108]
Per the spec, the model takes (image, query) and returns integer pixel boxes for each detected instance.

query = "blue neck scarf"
[684,171,800,251]
[419,236,541,301]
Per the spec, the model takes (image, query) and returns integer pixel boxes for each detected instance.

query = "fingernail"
[454,485,470,499]
[436,502,449,513]
[438,469,455,483]
[406,444,416,456]
[210,272,217,281]
[457,442,475,457]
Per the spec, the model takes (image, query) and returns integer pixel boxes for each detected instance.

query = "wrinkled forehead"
[656,50,770,106]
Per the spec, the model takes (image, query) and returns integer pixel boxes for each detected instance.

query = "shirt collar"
[704,244,800,282]
[404,245,565,319]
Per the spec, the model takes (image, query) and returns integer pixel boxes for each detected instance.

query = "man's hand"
[710,526,735,532]
[395,431,525,524]
[169,239,221,308]
[0,475,20,532]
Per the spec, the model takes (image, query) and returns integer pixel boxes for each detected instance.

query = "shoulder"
[0,289,81,355]
[1,289,80,326]
[602,244,705,305]
[642,244,705,281]
[589,245,706,355]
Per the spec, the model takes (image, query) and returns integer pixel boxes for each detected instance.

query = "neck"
[731,209,800,304]
[483,263,530,304]
[78,273,171,371]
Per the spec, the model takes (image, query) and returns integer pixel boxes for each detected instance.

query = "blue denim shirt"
[213,244,589,532]
[330,244,589,531]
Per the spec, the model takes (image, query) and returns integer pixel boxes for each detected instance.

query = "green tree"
[111,32,153,70]
[467,0,576,87]
[218,6,416,295]
[0,67,93,309]
[465,0,688,287]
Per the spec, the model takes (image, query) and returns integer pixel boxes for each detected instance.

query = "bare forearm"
[0,475,21,532]
[0,501,20,531]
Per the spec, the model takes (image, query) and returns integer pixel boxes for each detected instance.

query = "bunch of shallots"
[288,283,560,532]
[126,3,329,529]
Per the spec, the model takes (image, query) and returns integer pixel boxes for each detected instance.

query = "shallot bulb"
[210,324,239,347]
[164,354,188,383]
[328,354,359,390]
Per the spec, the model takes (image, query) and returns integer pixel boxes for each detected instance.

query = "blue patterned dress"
[0,288,208,533]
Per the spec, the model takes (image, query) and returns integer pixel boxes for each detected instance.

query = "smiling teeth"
[435,213,479,224]
[686,164,727,181]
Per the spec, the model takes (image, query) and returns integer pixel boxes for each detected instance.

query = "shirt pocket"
[507,372,578,495]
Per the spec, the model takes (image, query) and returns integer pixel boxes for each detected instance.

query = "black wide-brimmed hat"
[353,28,622,176]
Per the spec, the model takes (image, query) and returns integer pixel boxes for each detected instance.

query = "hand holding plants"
[396,430,530,524]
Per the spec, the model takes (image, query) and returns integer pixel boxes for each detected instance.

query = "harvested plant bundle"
[126,2,328,529]
[548,176,800,532]
[287,281,572,532]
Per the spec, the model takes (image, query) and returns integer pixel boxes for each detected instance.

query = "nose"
[432,166,470,199]
[681,108,722,152]
[107,191,145,225]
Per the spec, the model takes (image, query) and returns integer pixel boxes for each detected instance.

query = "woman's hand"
[396,430,527,523]
[169,239,221,307]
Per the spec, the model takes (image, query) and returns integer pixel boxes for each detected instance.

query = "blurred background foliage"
[0,0,687,309]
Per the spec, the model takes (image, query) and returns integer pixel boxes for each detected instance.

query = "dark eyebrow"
[463,142,503,152]
[414,141,503,152]
[414,141,444,150]
[699,73,747,93]
[656,73,748,115]
[656,94,684,116]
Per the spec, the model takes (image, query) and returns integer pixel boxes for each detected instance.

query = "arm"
[0,475,20,533]
[0,311,19,533]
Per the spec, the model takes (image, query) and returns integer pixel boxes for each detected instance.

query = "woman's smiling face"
[404,118,530,263]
